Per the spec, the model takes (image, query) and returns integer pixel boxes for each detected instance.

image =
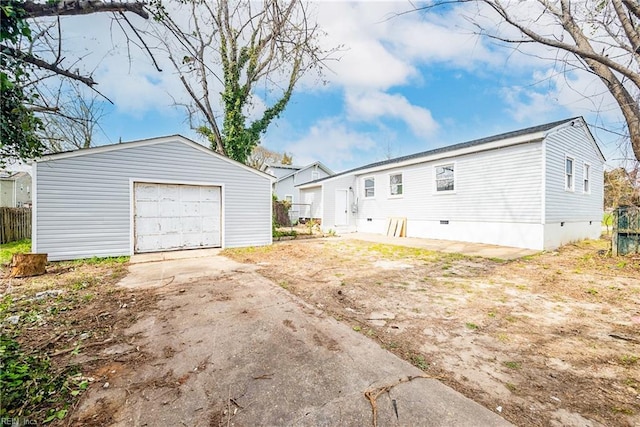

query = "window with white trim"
[364,177,375,198]
[435,164,454,192]
[565,157,574,191]
[583,163,590,193]
[389,173,403,196]
[284,194,293,203]
[311,170,319,180]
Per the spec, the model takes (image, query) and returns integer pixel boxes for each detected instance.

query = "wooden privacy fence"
[612,205,640,256]
[1,207,32,244]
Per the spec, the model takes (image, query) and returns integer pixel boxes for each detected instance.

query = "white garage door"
[134,183,221,253]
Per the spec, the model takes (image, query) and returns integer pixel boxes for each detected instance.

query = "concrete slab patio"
[340,232,540,260]
[73,251,512,426]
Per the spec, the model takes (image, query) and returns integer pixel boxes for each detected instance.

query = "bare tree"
[1,0,155,164]
[605,166,640,208]
[38,81,107,152]
[248,145,284,170]
[153,0,333,164]
[415,0,640,161]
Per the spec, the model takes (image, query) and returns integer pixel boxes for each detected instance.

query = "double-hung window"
[565,157,574,191]
[389,173,403,196]
[583,163,590,193]
[435,164,455,192]
[364,177,375,198]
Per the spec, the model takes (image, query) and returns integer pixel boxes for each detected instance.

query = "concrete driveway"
[73,250,511,426]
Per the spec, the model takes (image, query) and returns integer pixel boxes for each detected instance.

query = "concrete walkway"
[340,232,539,260]
[75,251,512,426]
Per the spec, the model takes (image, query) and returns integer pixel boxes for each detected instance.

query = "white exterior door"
[334,189,348,226]
[134,183,221,253]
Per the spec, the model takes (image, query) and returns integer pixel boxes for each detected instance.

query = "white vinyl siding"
[321,175,356,229]
[301,186,323,219]
[34,139,272,261]
[356,142,543,224]
[389,173,403,196]
[545,124,603,223]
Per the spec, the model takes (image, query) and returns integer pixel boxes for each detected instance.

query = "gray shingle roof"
[303,117,581,185]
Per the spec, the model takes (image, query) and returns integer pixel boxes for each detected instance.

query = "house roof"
[0,171,30,180]
[34,135,275,181]
[277,161,334,182]
[299,117,603,188]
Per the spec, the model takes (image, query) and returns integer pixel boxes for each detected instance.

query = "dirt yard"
[223,237,640,427]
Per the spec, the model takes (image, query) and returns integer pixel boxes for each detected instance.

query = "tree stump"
[9,253,47,278]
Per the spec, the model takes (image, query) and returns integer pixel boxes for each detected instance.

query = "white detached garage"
[32,136,274,261]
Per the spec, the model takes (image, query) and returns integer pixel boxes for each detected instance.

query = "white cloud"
[281,118,377,169]
[501,67,621,124]
[345,91,438,136]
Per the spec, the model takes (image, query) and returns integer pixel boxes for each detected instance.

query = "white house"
[0,171,32,208]
[298,117,605,250]
[266,162,333,221]
[32,135,274,261]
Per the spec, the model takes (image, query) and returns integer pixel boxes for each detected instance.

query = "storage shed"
[299,117,605,251]
[32,135,274,261]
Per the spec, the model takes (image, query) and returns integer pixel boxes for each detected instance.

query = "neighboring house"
[299,117,604,250]
[0,171,32,208]
[266,162,333,221]
[32,136,274,261]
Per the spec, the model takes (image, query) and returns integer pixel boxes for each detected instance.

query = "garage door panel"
[160,201,181,217]
[161,234,181,249]
[161,185,180,200]
[181,186,202,201]
[182,217,202,233]
[201,187,220,201]
[134,183,221,253]
[160,217,181,233]
[137,218,160,234]
[136,201,158,218]
[181,201,201,216]
[201,231,220,246]
[136,184,158,200]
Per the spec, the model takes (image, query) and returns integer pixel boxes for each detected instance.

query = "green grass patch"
[0,239,31,265]
[503,361,521,369]
[602,212,613,227]
[0,333,87,421]
[69,255,129,266]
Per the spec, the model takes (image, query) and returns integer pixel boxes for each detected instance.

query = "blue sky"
[58,1,629,172]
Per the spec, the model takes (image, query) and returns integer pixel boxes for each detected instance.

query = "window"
[311,170,319,180]
[364,177,375,198]
[435,164,454,192]
[389,173,403,196]
[284,194,293,203]
[565,157,574,191]
[583,163,590,193]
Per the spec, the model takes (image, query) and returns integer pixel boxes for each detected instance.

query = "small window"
[565,157,574,191]
[583,163,590,193]
[435,164,454,192]
[284,194,293,203]
[364,177,375,198]
[311,170,319,180]
[389,173,403,196]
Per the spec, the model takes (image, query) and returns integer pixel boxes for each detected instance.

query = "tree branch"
[22,0,149,20]
[1,45,96,86]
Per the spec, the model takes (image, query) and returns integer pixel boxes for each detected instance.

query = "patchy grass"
[0,239,31,265]
[0,255,149,424]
